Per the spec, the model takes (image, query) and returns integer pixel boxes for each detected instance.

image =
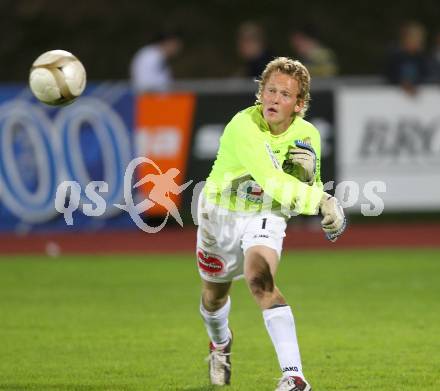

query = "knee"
[248,272,274,298]
[246,258,274,299]
[202,289,228,312]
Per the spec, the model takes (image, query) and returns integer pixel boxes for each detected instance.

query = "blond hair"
[256,57,311,118]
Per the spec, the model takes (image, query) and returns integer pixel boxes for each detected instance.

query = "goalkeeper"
[197,57,346,391]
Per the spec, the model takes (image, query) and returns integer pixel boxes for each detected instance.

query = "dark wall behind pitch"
[2,0,439,81]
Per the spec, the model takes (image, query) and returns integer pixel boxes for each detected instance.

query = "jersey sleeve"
[227,114,323,215]
[307,124,323,187]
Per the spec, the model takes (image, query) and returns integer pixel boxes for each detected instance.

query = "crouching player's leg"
[243,217,312,391]
[196,199,236,386]
[200,280,233,385]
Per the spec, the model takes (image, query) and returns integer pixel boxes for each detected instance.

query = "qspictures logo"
[54,155,387,234]
[55,157,192,234]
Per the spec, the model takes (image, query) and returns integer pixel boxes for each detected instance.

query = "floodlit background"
[1,0,440,79]
[0,1,439,391]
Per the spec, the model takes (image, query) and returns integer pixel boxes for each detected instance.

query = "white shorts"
[196,194,287,283]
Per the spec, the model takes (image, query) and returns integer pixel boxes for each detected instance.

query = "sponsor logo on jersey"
[264,142,281,169]
[197,249,225,275]
[236,179,265,203]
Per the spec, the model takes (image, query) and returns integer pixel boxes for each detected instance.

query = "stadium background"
[1,0,440,79]
[0,2,439,391]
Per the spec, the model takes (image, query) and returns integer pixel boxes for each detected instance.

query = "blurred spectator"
[289,27,338,77]
[130,31,183,92]
[428,31,440,82]
[236,21,273,78]
[385,21,429,94]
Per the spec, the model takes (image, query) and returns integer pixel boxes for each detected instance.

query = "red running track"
[0,223,439,255]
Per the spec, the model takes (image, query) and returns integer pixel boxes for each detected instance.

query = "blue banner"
[0,83,136,232]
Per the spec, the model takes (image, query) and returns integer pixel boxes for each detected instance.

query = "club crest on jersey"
[237,180,264,203]
[197,249,226,275]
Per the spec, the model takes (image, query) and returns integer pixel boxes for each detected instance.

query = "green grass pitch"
[0,249,439,390]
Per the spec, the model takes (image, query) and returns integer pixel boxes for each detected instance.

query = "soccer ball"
[29,50,86,106]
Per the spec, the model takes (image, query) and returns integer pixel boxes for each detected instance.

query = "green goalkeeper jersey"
[204,105,324,215]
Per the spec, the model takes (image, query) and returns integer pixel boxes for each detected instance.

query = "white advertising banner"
[337,86,440,212]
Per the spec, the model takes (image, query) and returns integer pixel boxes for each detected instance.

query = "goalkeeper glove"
[319,192,347,242]
[283,139,316,185]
